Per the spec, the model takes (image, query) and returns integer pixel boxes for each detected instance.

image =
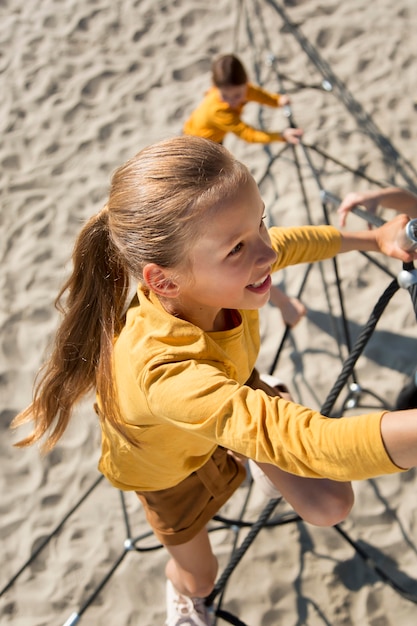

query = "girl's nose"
[255,240,277,268]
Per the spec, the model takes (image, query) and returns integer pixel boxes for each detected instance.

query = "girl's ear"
[142,263,180,298]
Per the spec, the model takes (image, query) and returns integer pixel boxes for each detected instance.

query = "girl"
[183,53,303,145]
[12,136,417,626]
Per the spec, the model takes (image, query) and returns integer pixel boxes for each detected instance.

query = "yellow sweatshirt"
[183,83,287,144]
[98,225,400,491]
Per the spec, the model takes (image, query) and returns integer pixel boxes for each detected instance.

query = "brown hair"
[211,54,248,88]
[12,136,250,452]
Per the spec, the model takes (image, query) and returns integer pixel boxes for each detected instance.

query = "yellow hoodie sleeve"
[269,224,342,272]
[183,85,287,144]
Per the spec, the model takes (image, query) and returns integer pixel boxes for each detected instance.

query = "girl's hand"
[283,127,303,144]
[339,213,417,262]
[375,213,417,262]
[338,191,379,228]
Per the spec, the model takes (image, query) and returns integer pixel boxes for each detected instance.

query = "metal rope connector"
[265,53,276,66]
[397,268,417,289]
[344,382,362,409]
[397,218,417,253]
[124,538,135,551]
[320,189,339,205]
[62,612,80,626]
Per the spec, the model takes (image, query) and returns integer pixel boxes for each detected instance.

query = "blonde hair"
[12,136,250,452]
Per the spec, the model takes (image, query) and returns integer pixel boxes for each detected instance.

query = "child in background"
[13,137,417,626]
[184,53,306,328]
[338,185,417,411]
[183,53,303,145]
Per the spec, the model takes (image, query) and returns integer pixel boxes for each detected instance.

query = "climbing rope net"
[2,2,417,625]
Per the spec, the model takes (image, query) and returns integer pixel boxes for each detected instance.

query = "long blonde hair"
[12,135,250,452]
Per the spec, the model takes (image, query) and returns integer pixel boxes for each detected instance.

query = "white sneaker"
[248,459,282,500]
[259,372,285,389]
[165,579,214,626]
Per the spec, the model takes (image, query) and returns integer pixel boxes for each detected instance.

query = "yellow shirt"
[183,83,287,144]
[98,225,400,491]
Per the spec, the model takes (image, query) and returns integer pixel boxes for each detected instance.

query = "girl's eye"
[261,214,267,227]
[229,242,243,256]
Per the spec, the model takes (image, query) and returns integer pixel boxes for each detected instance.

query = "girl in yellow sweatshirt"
[183,53,303,145]
[12,136,417,626]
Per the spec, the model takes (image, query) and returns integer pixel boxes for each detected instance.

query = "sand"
[1,0,417,624]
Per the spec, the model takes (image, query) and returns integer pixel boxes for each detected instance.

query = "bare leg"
[252,461,354,527]
[165,526,218,598]
[269,285,306,328]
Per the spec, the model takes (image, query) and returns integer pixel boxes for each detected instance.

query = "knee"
[302,486,354,527]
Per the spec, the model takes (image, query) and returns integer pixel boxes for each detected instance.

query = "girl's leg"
[164,527,217,625]
[165,526,218,598]
[251,460,354,527]
[269,285,306,328]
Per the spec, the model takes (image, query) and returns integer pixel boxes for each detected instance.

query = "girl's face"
[172,176,277,331]
[218,84,247,108]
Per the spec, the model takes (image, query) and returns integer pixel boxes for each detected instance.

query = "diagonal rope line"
[0,474,104,598]
[263,0,417,193]
[320,278,400,416]
[205,497,282,608]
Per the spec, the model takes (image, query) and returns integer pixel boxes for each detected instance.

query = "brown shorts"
[136,446,246,546]
[135,368,285,546]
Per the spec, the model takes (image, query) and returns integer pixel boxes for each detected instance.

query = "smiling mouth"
[246,274,272,296]
[248,275,269,288]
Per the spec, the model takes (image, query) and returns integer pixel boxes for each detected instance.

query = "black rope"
[306,143,394,188]
[320,278,400,417]
[263,0,417,193]
[0,474,104,598]
[210,472,255,619]
[206,497,281,607]
[61,551,130,626]
[215,610,248,626]
[404,261,417,320]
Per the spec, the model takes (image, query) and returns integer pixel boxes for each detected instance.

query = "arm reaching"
[278,94,291,107]
[282,127,303,144]
[338,187,417,228]
[338,212,417,263]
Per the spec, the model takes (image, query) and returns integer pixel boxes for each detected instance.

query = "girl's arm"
[338,187,417,227]
[374,187,417,216]
[338,212,417,263]
[381,410,417,470]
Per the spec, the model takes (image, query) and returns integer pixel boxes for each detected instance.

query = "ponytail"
[12,207,130,452]
[12,136,250,452]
